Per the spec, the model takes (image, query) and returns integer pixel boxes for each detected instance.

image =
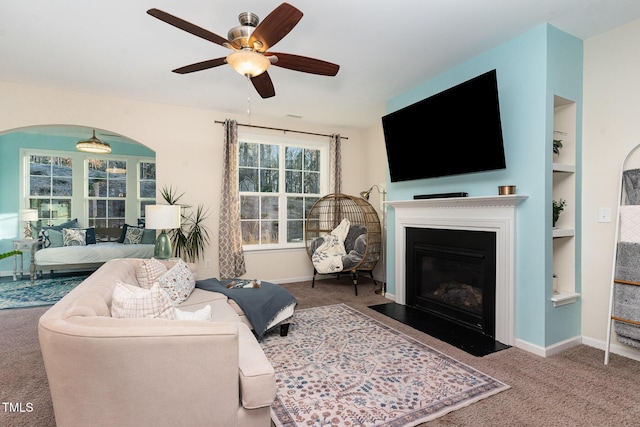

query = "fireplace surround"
[387,195,527,346]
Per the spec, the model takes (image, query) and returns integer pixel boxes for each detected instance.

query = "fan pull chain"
[246,76,252,119]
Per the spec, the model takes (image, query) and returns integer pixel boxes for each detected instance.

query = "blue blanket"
[195,278,297,339]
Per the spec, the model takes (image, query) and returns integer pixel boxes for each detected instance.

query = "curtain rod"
[214,120,348,140]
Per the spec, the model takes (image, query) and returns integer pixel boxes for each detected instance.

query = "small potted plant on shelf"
[552,199,567,227]
[553,139,563,156]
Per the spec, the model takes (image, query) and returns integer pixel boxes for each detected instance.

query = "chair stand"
[312,268,377,296]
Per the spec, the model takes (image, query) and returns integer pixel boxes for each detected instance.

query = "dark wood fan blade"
[269,52,340,76]
[147,8,239,49]
[249,3,303,52]
[172,57,227,74]
[251,72,276,98]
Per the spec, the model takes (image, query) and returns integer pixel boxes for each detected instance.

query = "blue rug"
[0,276,88,310]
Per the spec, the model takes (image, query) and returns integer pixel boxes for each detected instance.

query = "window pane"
[30,156,51,176]
[305,197,319,216]
[52,177,72,196]
[140,162,156,180]
[89,200,106,218]
[285,146,302,169]
[261,221,278,244]
[304,171,320,194]
[239,142,258,167]
[88,159,107,177]
[287,197,304,220]
[260,144,278,168]
[239,168,258,191]
[140,181,156,198]
[262,196,278,219]
[241,221,260,245]
[89,179,106,197]
[108,200,126,218]
[304,149,320,172]
[260,169,279,192]
[109,179,127,197]
[30,176,51,196]
[285,171,302,193]
[241,196,259,219]
[287,220,303,243]
[107,160,127,176]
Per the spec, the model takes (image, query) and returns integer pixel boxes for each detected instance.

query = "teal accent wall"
[0,130,154,274]
[385,24,583,349]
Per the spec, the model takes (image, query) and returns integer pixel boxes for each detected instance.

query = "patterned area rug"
[261,304,509,427]
[0,275,87,309]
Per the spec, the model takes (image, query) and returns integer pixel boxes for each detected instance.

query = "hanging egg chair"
[305,193,381,295]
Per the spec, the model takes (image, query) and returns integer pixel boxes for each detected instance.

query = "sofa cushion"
[111,281,176,319]
[157,259,195,304]
[175,304,212,321]
[136,258,168,289]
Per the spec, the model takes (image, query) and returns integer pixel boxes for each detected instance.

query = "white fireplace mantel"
[387,195,527,346]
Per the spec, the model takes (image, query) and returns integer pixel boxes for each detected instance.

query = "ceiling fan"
[147,3,340,99]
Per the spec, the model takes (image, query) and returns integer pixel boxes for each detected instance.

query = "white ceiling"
[2,0,640,130]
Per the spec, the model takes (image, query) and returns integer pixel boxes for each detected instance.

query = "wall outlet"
[204,259,212,268]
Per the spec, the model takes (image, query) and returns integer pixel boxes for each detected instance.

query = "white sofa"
[38,258,277,427]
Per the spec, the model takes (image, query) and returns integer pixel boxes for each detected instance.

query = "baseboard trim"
[515,335,582,357]
[582,335,640,363]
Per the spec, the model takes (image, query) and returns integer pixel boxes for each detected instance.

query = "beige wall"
[583,17,640,354]
[0,81,387,283]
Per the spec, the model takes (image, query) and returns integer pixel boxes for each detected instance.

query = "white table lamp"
[145,205,181,259]
[20,209,38,239]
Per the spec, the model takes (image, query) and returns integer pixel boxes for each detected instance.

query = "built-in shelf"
[552,227,574,238]
[551,291,580,307]
[553,163,575,173]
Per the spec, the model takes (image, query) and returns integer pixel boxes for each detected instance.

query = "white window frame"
[238,133,329,252]
[20,149,155,228]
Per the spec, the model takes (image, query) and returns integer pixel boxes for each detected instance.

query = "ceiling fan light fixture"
[76,130,111,154]
[226,50,270,78]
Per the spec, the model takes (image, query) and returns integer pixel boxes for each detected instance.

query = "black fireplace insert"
[406,227,496,338]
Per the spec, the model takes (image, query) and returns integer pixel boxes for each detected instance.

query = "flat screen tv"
[382,69,506,182]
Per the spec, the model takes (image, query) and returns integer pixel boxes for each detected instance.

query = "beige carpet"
[2,275,640,426]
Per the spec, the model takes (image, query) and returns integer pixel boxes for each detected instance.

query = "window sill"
[243,244,306,254]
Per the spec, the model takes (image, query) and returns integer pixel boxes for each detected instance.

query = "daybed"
[34,223,154,277]
[38,258,278,427]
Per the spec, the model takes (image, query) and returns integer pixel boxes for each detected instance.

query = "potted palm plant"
[160,186,211,262]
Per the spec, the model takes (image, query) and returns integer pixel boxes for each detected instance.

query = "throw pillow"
[43,229,64,248]
[38,218,79,247]
[81,227,97,245]
[62,228,86,246]
[175,305,212,321]
[123,226,144,244]
[141,229,156,244]
[118,224,138,243]
[136,258,168,290]
[156,259,196,304]
[111,282,176,320]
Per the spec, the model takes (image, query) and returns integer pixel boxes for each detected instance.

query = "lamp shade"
[226,50,270,77]
[145,205,181,230]
[20,209,38,221]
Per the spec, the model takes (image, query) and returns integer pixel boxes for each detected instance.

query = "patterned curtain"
[329,134,342,194]
[218,119,246,278]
